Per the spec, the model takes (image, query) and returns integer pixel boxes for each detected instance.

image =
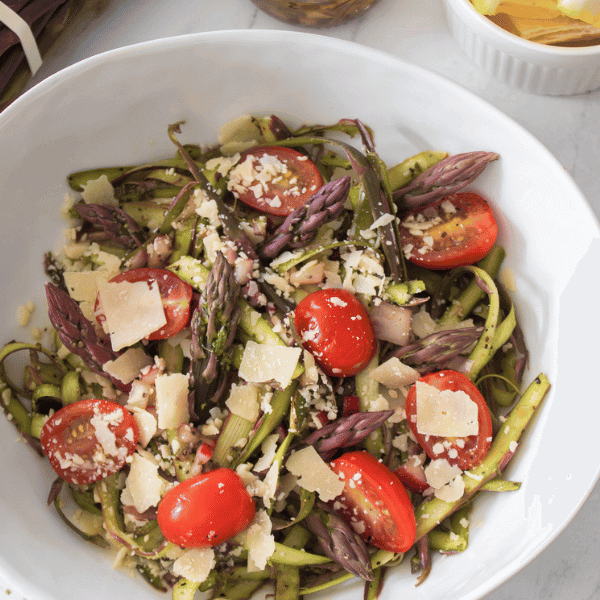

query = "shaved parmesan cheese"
[63,270,113,304]
[81,174,116,205]
[90,408,124,457]
[225,383,260,422]
[370,213,395,229]
[254,433,280,473]
[434,475,466,503]
[416,381,479,437]
[411,309,438,338]
[238,341,301,389]
[122,453,163,513]
[285,446,345,502]
[127,380,153,409]
[300,350,319,386]
[424,458,462,489]
[130,408,157,447]
[103,347,153,384]
[155,373,190,429]
[172,548,216,583]
[97,279,167,351]
[242,509,275,572]
[94,250,122,274]
[370,357,420,389]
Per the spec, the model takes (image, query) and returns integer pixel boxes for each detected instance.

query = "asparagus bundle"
[0,1,100,112]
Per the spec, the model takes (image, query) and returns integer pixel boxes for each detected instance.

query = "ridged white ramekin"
[443,0,600,95]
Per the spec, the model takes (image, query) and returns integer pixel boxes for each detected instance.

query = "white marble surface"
[2,1,599,599]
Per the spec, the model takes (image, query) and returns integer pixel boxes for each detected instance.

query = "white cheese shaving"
[63,270,113,304]
[155,373,190,429]
[129,408,157,447]
[238,509,275,572]
[370,357,420,389]
[416,381,479,438]
[434,475,465,502]
[370,213,395,229]
[238,341,301,390]
[102,347,153,384]
[122,453,163,513]
[225,383,260,422]
[81,175,116,205]
[285,446,345,502]
[424,458,462,489]
[172,548,216,583]
[97,279,167,351]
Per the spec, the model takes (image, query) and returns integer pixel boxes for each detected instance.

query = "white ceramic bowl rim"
[449,0,600,55]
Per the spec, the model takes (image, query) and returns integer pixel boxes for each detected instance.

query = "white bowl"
[443,0,600,95]
[0,29,599,600]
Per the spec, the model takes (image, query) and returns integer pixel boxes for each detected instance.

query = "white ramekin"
[443,0,600,95]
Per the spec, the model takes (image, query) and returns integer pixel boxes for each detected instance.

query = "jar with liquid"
[251,0,380,28]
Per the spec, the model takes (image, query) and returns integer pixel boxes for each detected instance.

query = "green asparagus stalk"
[95,473,172,558]
[52,494,109,549]
[190,252,241,419]
[392,151,500,209]
[437,245,505,326]
[299,549,397,595]
[74,202,145,250]
[414,374,550,541]
[172,578,200,600]
[260,176,351,259]
[301,410,394,462]
[45,283,122,387]
[427,504,472,553]
[391,326,484,370]
[304,505,374,580]
[275,525,311,600]
[169,256,301,356]
[232,383,297,468]
[386,150,448,191]
[275,134,403,282]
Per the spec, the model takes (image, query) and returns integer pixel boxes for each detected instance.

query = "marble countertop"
[2,1,599,599]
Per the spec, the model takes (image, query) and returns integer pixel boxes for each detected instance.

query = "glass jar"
[250,0,380,28]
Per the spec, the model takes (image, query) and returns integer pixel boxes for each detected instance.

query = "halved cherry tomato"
[394,459,429,494]
[342,395,361,417]
[329,451,416,553]
[157,468,255,548]
[404,370,493,470]
[229,145,323,216]
[40,399,138,485]
[95,268,192,340]
[294,289,377,377]
[398,192,498,270]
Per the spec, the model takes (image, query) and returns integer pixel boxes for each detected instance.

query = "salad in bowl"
[0,112,549,600]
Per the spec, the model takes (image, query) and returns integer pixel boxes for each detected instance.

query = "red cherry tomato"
[294,289,377,377]
[157,468,256,548]
[95,268,192,340]
[342,395,361,417]
[329,451,416,553]
[229,146,323,216]
[398,192,498,270]
[393,460,429,494]
[404,370,493,470]
[40,399,138,485]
